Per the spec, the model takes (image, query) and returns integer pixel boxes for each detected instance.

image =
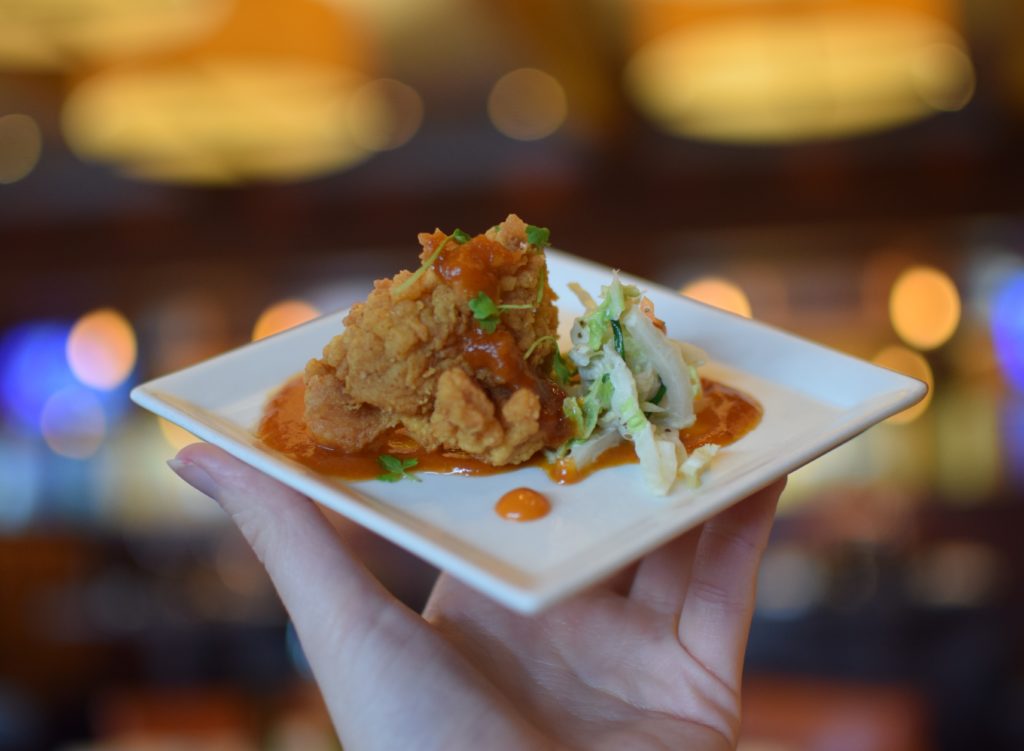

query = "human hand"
[169,443,785,751]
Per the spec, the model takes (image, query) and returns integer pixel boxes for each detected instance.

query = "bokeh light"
[908,541,1002,608]
[347,78,424,151]
[60,0,375,184]
[872,345,934,424]
[158,416,198,452]
[252,300,320,341]
[0,0,232,71]
[625,5,974,143]
[680,277,752,318]
[0,322,76,431]
[911,42,976,112]
[889,265,961,350]
[63,63,373,184]
[991,272,1024,392]
[0,433,43,529]
[67,308,137,390]
[487,68,568,141]
[0,113,42,184]
[40,386,107,459]
[935,383,1000,503]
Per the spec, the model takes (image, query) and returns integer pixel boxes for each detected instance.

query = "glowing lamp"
[625,0,975,143]
[61,0,400,184]
[0,0,231,71]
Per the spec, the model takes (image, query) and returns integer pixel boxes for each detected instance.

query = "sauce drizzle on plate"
[258,377,761,484]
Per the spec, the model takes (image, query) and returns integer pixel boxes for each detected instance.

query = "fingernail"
[167,457,220,500]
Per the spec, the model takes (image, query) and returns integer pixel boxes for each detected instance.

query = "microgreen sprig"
[392,229,471,297]
[523,335,557,360]
[526,224,550,247]
[469,291,535,334]
[377,454,420,482]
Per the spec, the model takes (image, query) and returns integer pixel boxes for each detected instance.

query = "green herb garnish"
[523,335,557,360]
[610,319,625,358]
[393,233,454,296]
[526,224,550,247]
[469,291,536,334]
[377,454,420,482]
[651,379,666,405]
[452,228,471,244]
[469,291,501,333]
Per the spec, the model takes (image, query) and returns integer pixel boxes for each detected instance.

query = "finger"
[677,478,786,689]
[322,511,440,610]
[628,524,702,614]
[601,560,641,597]
[169,444,544,750]
[167,447,418,708]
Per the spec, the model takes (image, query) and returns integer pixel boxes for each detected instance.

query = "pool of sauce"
[258,376,761,484]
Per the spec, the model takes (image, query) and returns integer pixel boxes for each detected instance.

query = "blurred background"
[1,0,1023,748]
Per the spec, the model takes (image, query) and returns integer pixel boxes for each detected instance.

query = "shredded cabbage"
[555,274,713,495]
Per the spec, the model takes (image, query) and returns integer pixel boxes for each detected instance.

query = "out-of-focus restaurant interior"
[1,0,1023,748]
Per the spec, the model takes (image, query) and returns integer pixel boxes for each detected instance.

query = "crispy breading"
[305,214,567,465]
[420,368,545,466]
[303,359,396,451]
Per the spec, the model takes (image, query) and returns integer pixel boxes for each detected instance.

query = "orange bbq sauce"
[258,376,761,487]
[495,488,551,521]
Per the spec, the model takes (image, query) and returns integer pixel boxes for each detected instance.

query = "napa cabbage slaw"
[553,275,717,494]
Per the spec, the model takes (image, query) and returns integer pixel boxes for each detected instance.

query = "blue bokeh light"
[991,273,1024,392]
[0,321,136,436]
[0,322,77,432]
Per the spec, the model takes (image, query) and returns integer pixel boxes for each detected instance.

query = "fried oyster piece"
[304,214,571,466]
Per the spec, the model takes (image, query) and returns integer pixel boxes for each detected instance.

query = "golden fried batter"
[304,214,569,465]
[303,359,395,451]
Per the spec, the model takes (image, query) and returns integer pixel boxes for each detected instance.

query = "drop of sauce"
[494,487,551,521]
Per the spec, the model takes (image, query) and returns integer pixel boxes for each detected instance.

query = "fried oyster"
[304,214,571,466]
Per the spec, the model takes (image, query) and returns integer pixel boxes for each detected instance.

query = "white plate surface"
[131,250,926,613]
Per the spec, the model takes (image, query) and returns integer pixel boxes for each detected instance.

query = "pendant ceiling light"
[0,0,232,71]
[625,0,976,144]
[61,0,402,184]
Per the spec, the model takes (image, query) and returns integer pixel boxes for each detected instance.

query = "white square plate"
[131,250,925,613]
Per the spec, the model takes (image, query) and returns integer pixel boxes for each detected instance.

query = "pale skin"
[169,443,785,751]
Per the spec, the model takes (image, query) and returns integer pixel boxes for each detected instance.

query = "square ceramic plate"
[131,250,926,613]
